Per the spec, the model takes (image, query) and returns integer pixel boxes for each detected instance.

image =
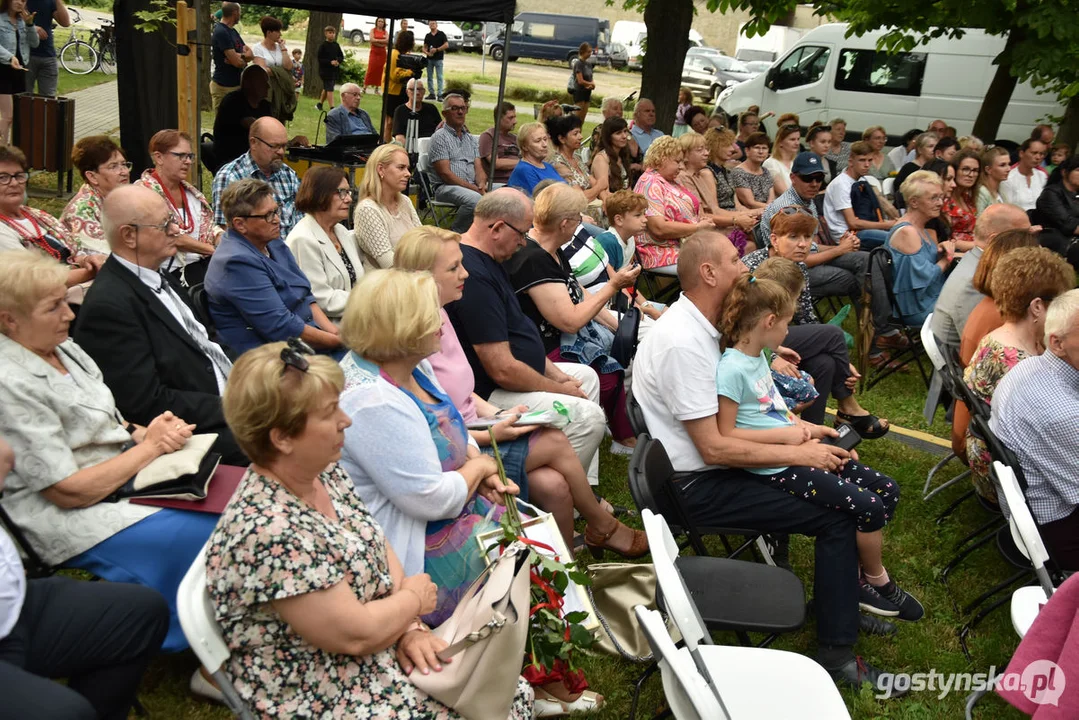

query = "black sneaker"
[824,655,906,697]
[316,102,323,111]
[878,580,925,621]
[859,577,900,617]
[762,533,792,571]
[859,613,898,637]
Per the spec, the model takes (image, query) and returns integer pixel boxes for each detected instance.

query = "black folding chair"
[858,247,931,392]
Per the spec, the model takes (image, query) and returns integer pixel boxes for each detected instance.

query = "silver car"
[681,53,754,103]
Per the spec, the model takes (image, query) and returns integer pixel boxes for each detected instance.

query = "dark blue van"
[485,13,612,65]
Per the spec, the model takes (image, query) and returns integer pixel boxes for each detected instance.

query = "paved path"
[69,80,120,140]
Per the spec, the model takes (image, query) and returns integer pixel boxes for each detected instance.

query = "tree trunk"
[303,12,341,98]
[114,0,178,175]
[1056,94,1079,150]
[196,0,212,111]
[640,0,694,135]
[971,27,1022,142]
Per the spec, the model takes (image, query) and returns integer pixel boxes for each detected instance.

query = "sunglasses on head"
[281,337,315,375]
[779,205,814,217]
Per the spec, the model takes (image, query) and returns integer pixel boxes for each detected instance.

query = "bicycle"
[58,11,98,75]
[89,20,117,73]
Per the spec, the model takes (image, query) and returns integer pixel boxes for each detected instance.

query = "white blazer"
[285,214,365,322]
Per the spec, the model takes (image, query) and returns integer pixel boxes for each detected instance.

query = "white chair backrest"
[993,461,1055,597]
[641,509,711,650]
[882,176,895,197]
[921,313,946,371]
[863,174,883,192]
[416,136,432,155]
[177,543,231,674]
[635,606,728,720]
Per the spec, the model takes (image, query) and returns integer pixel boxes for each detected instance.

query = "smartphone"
[822,423,861,452]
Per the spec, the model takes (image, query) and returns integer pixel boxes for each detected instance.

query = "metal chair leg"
[936,488,977,524]
[954,516,1006,552]
[941,530,997,583]
[959,593,1015,661]
[627,661,659,720]
[966,688,989,720]
[962,570,1032,616]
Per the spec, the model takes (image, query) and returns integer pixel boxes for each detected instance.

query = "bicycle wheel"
[97,41,116,73]
[59,40,98,75]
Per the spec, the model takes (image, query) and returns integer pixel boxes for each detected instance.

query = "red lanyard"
[152,171,194,233]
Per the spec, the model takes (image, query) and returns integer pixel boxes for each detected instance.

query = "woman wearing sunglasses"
[61,135,131,255]
[285,167,364,324]
[135,130,219,286]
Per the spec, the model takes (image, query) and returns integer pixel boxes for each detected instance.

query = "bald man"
[931,203,1032,350]
[74,185,247,465]
[211,116,301,236]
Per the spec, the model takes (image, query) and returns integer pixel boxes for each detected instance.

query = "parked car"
[416,19,464,51]
[605,42,628,69]
[614,20,703,70]
[342,14,377,45]
[714,22,1064,144]
[485,12,611,64]
[459,21,484,53]
[682,53,755,103]
[686,46,726,61]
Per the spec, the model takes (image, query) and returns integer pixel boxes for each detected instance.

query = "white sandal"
[533,688,604,717]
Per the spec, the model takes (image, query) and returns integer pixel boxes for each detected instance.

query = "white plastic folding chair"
[920,313,970,499]
[882,176,895,198]
[863,175,883,193]
[635,606,728,720]
[641,510,851,719]
[177,544,256,719]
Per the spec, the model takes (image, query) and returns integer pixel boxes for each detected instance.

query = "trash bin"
[11,93,76,194]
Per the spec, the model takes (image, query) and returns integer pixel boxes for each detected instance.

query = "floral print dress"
[942,195,977,246]
[206,464,533,719]
[963,336,1030,503]
[633,168,700,269]
[60,185,109,254]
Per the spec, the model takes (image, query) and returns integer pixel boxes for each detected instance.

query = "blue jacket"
[0,14,40,66]
[324,104,376,143]
[204,229,317,354]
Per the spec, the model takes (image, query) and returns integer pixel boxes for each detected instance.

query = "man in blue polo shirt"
[26,0,70,96]
[629,98,665,156]
[447,188,607,485]
[210,2,252,110]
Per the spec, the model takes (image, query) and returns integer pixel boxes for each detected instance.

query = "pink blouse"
[426,309,480,423]
[633,168,701,269]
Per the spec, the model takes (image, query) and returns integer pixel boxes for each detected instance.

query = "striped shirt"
[562,228,611,293]
[211,152,301,238]
[428,124,478,188]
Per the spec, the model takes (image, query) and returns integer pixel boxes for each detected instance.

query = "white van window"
[836,49,927,96]
[770,45,830,90]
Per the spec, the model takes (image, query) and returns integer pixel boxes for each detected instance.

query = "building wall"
[511,0,828,54]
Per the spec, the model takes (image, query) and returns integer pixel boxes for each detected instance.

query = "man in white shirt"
[823,141,897,250]
[1001,138,1049,211]
[74,185,247,465]
[632,229,901,692]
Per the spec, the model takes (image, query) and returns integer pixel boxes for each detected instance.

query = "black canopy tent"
[114,0,516,184]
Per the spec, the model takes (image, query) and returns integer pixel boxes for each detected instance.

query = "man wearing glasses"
[212,117,301,238]
[74,185,247,466]
[427,93,486,232]
[325,82,376,144]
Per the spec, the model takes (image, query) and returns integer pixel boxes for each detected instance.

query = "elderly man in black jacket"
[73,185,247,465]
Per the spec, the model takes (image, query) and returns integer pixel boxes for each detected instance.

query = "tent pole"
[380,18,395,140]
[487,22,511,192]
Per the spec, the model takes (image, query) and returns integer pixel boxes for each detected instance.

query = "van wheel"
[710,85,721,103]
[350,30,364,45]
[491,45,504,61]
[567,52,578,67]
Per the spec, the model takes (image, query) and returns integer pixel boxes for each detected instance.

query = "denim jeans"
[426,57,444,97]
[433,183,481,232]
[855,229,890,251]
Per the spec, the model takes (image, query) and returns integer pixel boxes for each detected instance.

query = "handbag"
[586,562,674,661]
[610,284,641,369]
[410,540,532,720]
[110,433,221,501]
[566,58,578,94]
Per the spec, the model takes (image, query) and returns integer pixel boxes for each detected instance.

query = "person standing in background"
[290,48,303,93]
[568,43,594,122]
[362,17,387,96]
[209,2,251,111]
[316,24,344,112]
[393,18,409,47]
[26,0,68,96]
[422,19,447,101]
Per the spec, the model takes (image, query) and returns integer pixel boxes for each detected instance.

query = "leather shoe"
[825,655,906,697]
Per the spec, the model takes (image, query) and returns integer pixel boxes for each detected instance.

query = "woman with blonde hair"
[394,225,646,557]
[633,135,713,271]
[884,170,956,325]
[506,121,564,196]
[763,123,801,195]
[976,145,1011,214]
[207,338,534,717]
[676,132,758,254]
[861,125,894,181]
[353,143,421,269]
[825,117,851,171]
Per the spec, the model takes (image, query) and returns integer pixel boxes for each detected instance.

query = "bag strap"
[436,609,511,661]
[585,580,655,663]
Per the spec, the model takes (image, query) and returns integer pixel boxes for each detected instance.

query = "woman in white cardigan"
[285,166,364,323]
[353,144,421,270]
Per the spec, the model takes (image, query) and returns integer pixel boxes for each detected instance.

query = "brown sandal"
[583,520,649,560]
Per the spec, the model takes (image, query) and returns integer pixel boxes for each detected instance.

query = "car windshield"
[746,61,772,73]
[713,56,750,73]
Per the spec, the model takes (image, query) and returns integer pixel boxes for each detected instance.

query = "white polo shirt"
[0,530,25,641]
[632,294,723,473]
[823,171,858,241]
[1000,165,1048,211]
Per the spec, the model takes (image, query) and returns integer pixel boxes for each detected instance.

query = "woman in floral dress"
[942,149,981,252]
[962,246,1075,502]
[207,340,534,719]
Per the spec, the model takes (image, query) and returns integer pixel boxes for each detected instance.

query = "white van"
[614,20,703,70]
[714,23,1063,143]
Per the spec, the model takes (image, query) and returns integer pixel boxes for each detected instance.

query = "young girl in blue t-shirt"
[715,270,923,621]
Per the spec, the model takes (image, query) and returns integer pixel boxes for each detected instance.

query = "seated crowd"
[1,95,1076,717]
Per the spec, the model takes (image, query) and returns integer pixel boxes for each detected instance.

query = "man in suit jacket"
[73,185,247,465]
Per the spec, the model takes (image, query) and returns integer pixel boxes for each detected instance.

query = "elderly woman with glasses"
[285,167,364,323]
[135,129,219,286]
[206,339,534,718]
[60,136,131,255]
[885,170,956,326]
[205,178,343,356]
[0,146,102,295]
[0,249,218,656]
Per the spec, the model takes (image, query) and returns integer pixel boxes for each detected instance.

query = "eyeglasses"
[958,167,980,175]
[240,208,281,223]
[103,161,133,172]
[252,136,288,152]
[0,172,29,185]
[445,105,468,114]
[280,337,315,375]
[128,216,182,237]
[779,205,814,217]
[490,221,528,238]
[334,187,354,200]
[167,151,196,162]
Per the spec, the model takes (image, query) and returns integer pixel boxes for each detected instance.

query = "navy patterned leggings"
[755,461,900,532]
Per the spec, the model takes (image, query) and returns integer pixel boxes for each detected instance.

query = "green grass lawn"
[57,70,114,96]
